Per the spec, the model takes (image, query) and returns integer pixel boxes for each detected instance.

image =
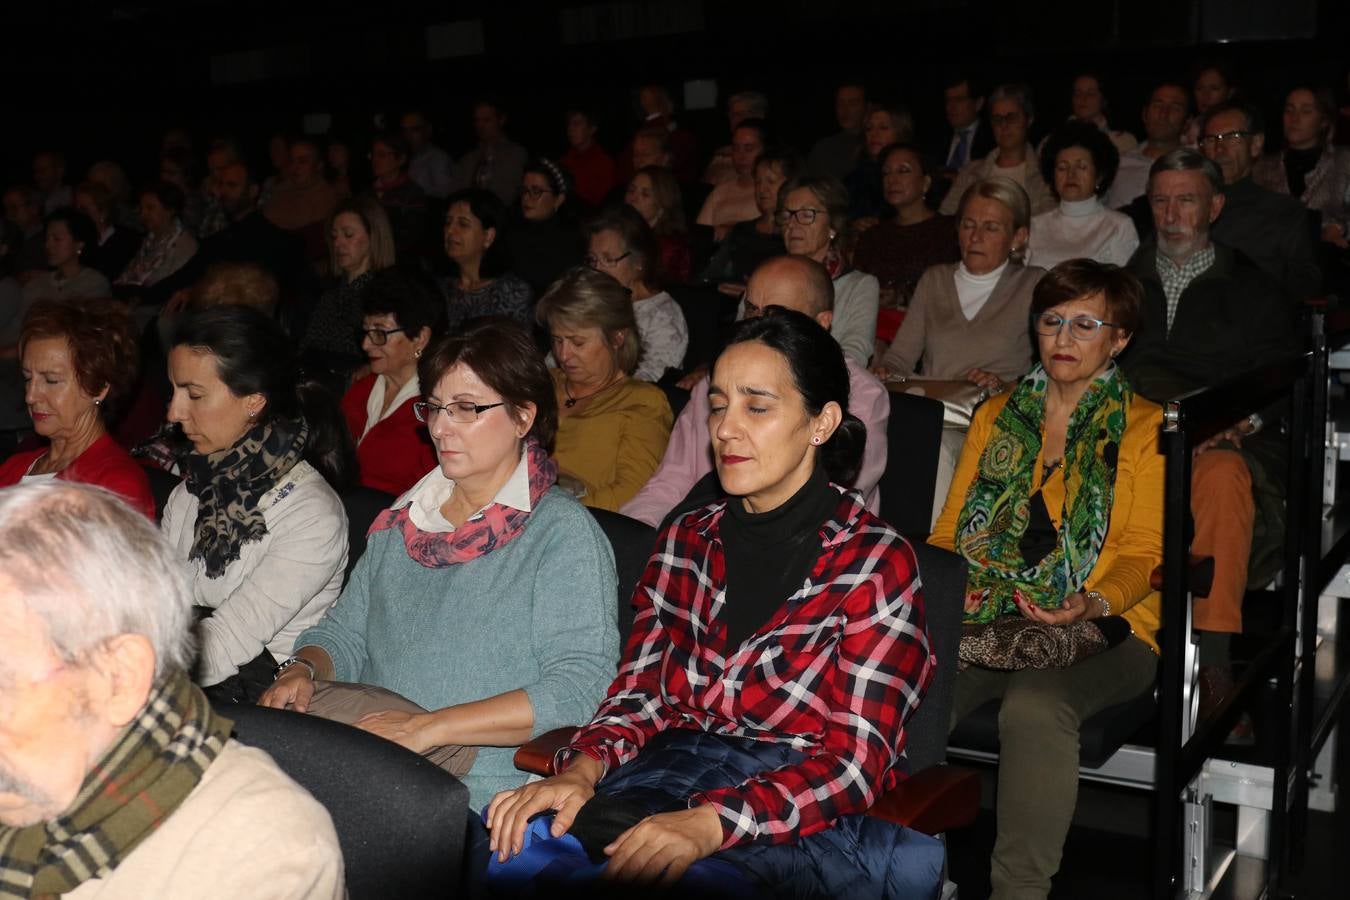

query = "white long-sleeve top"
[632,289,689,382]
[1027,196,1140,270]
[161,460,348,686]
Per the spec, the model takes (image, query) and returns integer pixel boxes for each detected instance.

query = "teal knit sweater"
[297,487,620,810]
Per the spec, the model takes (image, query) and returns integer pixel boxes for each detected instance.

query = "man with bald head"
[0,481,342,899]
[622,255,889,527]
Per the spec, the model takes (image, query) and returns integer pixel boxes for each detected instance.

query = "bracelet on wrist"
[274,656,316,682]
[1086,590,1110,617]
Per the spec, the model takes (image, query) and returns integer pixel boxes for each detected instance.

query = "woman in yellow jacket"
[930,259,1162,900]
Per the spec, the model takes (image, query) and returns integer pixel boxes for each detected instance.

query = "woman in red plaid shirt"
[486,301,942,897]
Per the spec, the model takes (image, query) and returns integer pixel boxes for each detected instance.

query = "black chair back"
[905,541,967,772]
[145,465,182,523]
[340,486,396,583]
[878,391,945,539]
[588,508,657,645]
[221,704,469,900]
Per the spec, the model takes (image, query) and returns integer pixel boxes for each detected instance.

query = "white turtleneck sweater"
[1027,196,1139,271]
[954,260,1008,320]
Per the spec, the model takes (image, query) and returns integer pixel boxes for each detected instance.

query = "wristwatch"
[1085,590,1110,617]
[274,656,316,681]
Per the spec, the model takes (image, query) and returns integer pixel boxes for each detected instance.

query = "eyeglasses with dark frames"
[412,400,507,424]
[774,207,824,226]
[357,327,407,346]
[584,251,632,268]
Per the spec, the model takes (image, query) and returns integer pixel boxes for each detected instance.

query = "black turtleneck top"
[719,465,837,649]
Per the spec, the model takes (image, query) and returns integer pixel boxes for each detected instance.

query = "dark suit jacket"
[1119,241,1298,403]
[1211,177,1322,303]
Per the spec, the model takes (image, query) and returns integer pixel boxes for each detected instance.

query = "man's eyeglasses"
[357,327,407,346]
[584,251,631,268]
[520,186,555,199]
[412,400,507,424]
[1033,312,1119,340]
[1198,130,1251,148]
[774,207,824,226]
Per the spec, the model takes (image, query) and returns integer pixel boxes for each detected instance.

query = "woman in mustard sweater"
[929,259,1162,900]
[537,266,672,512]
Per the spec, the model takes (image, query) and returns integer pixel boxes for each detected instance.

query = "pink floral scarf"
[369,439,558,568]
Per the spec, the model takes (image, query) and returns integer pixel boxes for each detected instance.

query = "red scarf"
[369,439,558,568]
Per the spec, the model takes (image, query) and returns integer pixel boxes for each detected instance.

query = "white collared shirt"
[361,374,422,442]
[396,450,532,533]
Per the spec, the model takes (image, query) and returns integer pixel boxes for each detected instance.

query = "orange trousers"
[1190,449,1254,633]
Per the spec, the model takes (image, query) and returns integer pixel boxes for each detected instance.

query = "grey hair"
[0,482,194,680]
[729,91,768,117]
[1148,147,1224,194]
[988,82,1036,121]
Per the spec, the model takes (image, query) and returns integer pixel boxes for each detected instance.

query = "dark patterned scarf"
[370,438,557,567]
[0,670,232,899]
[184,416,308,578]
[955,363,1130,624]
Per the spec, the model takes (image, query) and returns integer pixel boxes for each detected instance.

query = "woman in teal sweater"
[260,320,620,810]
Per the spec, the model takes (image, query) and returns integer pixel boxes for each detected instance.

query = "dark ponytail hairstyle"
[719,308,866,487]
[170,305,357,490]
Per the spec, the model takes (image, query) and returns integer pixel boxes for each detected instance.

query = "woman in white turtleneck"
[874,176,1046,391]
[1028,122,1139,270]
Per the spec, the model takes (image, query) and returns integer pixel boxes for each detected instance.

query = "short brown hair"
[20,298,139,420]
[1030,259,1144,337]
[535,266,642,375]
[417,319,558,454]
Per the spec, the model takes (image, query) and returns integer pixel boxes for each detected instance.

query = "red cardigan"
[341,374,436,497]
[0,432,156,519]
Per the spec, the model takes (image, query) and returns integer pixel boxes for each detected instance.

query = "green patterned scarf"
[955,363,1130,624]
[0,670,232,899]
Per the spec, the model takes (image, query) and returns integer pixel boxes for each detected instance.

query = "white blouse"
[632,290,689,382]
[1028,197,1140,270]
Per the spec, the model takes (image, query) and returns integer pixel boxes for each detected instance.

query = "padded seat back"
[587,508,658,645]
[221,704,469,900]
[905,542,967,772]
[340,486,396,583]
[879,392,944,540]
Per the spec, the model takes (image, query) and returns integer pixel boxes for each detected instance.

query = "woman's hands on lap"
[486,756,604,862]
[257,670,316,712]
[353,709,440,754]
[1015,590,1096,625]
[601,804,724,885]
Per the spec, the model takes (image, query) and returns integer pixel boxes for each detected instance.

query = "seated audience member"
[853,143,962,308]
[299,197,397,391]
[1200,101,1322,302]
[1029,122,1139,269]
[845,103,916,221]
[366,131,430,260]
[697,148,801,293]
[941,83,1055,218]
[21,208,111,306]
[4,185,50,277]
[1122,149,1297,652]
[777,175,880,367]
[584,206,689,382]
[257,133,290,207]
[401,109,455,200]
[933,260,1162,900]
[622,255,888,527]
[624,165,692,283]
[1183,60,1238,147]
[161,306,353,703]
[194,161,309,302]
[1253,86,1350,246]
[189,262,280,317]
[486,308,941,898]
[159,147,208,236]
[442,188,534,332]
[73,181,141,281]
[324,138,354,199]
[807,82,867,180]
[627,84,700,185]
[33,150,73,214]
[263,138,340,250]
[342,267,447,496]
[504,158,584,296]
[0,298,153,517]
[114,182,199,304]
[537,267,673,511]
[934,73,995,188]
[260,320,620,812]
[560,107,619,209]
[876,177,1043,386]
[195,138,244,240]
[704,91,770,186]
[1066,72,1138,155]
[86,159,141,232]
[453,98,529,205]
[696,117,767,241]
[0,481,343,900]
[1106,80,1190,210]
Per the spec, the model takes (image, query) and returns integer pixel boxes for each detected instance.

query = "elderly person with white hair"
[0,481,342,899]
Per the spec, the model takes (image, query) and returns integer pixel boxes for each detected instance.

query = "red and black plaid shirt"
[560,488,934,849]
